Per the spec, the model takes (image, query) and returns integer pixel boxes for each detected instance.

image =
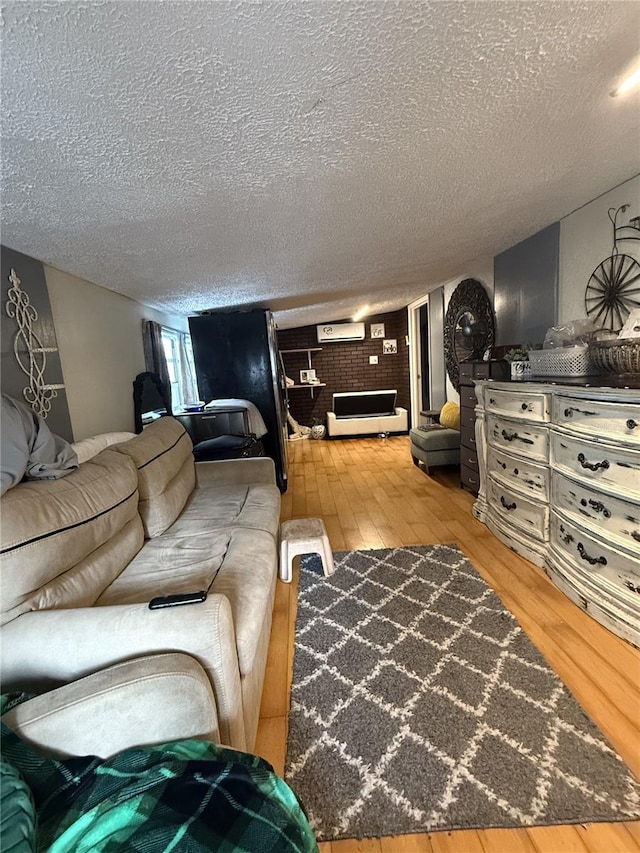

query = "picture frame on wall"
[383,339,397,354]
[371,323,385,338]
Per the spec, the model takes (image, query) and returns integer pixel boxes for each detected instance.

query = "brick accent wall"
[277,309,410,429]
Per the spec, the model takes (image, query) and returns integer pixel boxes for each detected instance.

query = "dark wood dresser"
[459,361,509,494]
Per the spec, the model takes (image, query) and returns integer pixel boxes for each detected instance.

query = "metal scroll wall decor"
[5,267,64,418]
[585,204,640,331]
[444,278,495,392]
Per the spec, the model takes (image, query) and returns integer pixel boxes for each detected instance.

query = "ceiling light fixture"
[610,65,640,98]
[352,306,369,322]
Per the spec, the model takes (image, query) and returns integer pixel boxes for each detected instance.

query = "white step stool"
[279,517,335,583]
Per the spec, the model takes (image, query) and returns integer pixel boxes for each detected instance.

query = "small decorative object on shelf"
[504,347,531,381]
[299,368,316,384]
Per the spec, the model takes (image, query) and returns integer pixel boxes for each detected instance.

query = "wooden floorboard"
[254,435,640,853]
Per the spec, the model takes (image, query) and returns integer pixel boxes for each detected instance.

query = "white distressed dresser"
[473,380,640,646]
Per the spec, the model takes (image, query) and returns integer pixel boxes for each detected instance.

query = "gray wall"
[493,222,559,346]
[45,265,186,440]
[2,245,73,441]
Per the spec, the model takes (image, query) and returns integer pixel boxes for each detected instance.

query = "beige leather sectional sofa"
[0,417,282,752]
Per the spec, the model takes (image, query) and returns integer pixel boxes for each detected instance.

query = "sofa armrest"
[2,653,220,759]
[1,596,247,750]
[195,456,276,488]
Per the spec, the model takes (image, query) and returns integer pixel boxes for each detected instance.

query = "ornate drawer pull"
[627,419,638,430]
[625,580,640,594]
[632,531,640,543]
[564,406,597,418]
[489,398,497,405]
[577,542,607,566]
[577,453,609,472]
[521,403,529,411]
[500,495,517,510]
[559,524,574,545]
[580,498,611,518]
[500,429,534,445]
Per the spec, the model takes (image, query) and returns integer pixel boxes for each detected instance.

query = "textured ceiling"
[2,1,639,329]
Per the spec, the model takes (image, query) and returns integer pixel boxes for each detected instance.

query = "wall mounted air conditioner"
[316,322,365,343]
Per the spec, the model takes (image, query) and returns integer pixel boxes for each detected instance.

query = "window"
[161,328,197,411]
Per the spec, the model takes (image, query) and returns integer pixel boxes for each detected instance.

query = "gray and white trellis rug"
[284,545,640,842]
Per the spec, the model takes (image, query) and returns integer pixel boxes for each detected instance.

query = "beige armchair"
[2,653,220,759]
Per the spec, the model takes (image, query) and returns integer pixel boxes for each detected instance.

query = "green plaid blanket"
[1,694,317,853]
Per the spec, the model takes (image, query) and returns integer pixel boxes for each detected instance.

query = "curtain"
[178,332,199,404]
[141,320,171,396]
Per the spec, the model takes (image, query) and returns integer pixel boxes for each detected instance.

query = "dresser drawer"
[485,388,550,422]
[461,463,480,493]
[488,445,549,500]
[551,431,640,500]
[461,422,477,450]
[460,362,490,380]
[553,395,640,447]
[487,415,549,463]
[460,406,476,433]
[461,446,478,470]
[550,512,640,599]
[459,384,479,410]
[488,475,548,541]
[552,473,640,557]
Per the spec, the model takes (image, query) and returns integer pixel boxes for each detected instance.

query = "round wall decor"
[585,205,640,332]
[444,278,495,392]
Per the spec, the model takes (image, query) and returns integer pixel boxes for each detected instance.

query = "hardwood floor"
[254,435,640,852]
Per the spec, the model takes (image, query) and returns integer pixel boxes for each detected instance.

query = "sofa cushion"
[96,527,277,677]
[169,483,281,539]
[0,449,143,626]
[113,418,195,538]
[71,432,137,464]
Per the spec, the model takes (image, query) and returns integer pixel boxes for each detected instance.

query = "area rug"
[284,545,640,842]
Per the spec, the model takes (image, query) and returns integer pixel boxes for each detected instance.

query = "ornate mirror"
[444,279,495,391]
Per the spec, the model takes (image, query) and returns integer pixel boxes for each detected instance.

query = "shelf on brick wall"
[280,348,324,398]
[288,383,327,390]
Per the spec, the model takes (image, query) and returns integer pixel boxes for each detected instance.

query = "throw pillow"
[439,401,460,431]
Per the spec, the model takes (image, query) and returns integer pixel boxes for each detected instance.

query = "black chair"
[133,372,173,434]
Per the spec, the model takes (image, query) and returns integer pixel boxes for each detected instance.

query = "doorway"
[407,288,446,426]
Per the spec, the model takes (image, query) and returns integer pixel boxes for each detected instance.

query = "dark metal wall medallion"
[444,278,495,391]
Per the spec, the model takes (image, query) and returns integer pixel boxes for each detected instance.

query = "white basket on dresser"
[474,381,640,647]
